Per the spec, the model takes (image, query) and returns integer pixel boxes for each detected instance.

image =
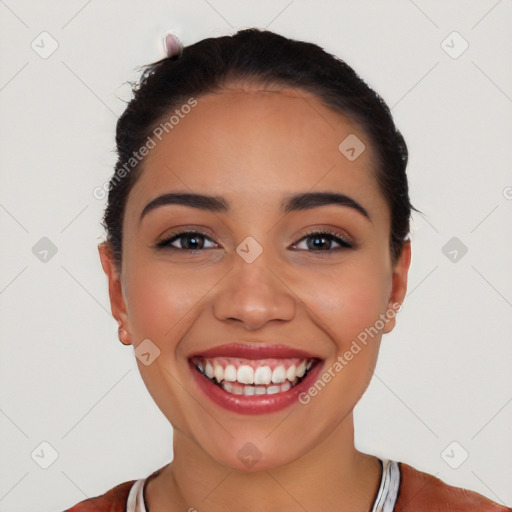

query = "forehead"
[126,84,384,219]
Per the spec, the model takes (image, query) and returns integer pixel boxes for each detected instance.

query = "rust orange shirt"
[64,459,511,512]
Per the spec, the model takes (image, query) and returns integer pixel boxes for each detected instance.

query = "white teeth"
[254,366,272,385]
[195,357,317,391]
[286,364,296,381]
[280,381,291,392]
[296,361,307,378]
[214,363,224,383]
[237,365,254,384]
[224,364,237,382]
[222,381,233,393]
[205,361,214,379]
[271,365,286,384]
[219,380,296,396]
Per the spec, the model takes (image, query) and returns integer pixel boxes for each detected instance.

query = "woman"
[66,28,511,512]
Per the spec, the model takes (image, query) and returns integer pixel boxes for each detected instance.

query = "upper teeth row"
[194,358,313,385]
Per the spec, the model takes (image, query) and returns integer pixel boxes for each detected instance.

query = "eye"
[291,229,353,252]
[154,228,354,253]
[155,230,218,251]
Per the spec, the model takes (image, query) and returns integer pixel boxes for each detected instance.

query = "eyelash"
[155,228,354,253]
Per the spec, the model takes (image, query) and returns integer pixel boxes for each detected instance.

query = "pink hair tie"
[163,31,184,58]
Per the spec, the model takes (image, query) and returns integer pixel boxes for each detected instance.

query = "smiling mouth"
[191,356,320,396]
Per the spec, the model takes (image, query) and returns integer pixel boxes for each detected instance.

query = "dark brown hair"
[103,28,417,271]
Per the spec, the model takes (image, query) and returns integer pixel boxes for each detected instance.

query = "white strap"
[371,459,401,512]
[126,478,147,512]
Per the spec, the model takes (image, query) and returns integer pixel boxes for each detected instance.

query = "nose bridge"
[234,240,275,290]
[212,236,296,330]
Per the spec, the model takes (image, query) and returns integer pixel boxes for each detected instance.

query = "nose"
[212,252,296,331]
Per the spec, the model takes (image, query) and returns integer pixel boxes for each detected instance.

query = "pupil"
[185,235,202,249]
[310,236,329,250]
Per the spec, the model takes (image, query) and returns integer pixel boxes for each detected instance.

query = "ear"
[98,241,132,346]
[383,240,411,334]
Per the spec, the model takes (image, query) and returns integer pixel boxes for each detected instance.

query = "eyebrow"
[139,191,371,223]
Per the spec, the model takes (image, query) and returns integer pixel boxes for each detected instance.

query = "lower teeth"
[220,380,295,395]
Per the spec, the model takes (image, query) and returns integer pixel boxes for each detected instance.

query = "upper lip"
[190,342,322,360]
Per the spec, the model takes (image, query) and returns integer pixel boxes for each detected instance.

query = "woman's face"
[99,83,410,471]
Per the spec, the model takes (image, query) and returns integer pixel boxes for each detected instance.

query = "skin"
[98,81,411,512]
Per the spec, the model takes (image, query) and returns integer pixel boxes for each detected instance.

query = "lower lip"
[188,359,324,415]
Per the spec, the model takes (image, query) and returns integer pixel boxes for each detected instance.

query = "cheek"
[303,260,390,345]
[123,263,204,430]
[124,262,208,341]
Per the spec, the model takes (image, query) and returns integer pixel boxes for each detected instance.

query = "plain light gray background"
[0,1,511,510]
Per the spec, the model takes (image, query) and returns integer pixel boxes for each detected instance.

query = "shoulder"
[64,479,136,512]
[395,462,511,512]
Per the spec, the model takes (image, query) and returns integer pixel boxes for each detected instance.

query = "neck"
[147,413,381,512]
